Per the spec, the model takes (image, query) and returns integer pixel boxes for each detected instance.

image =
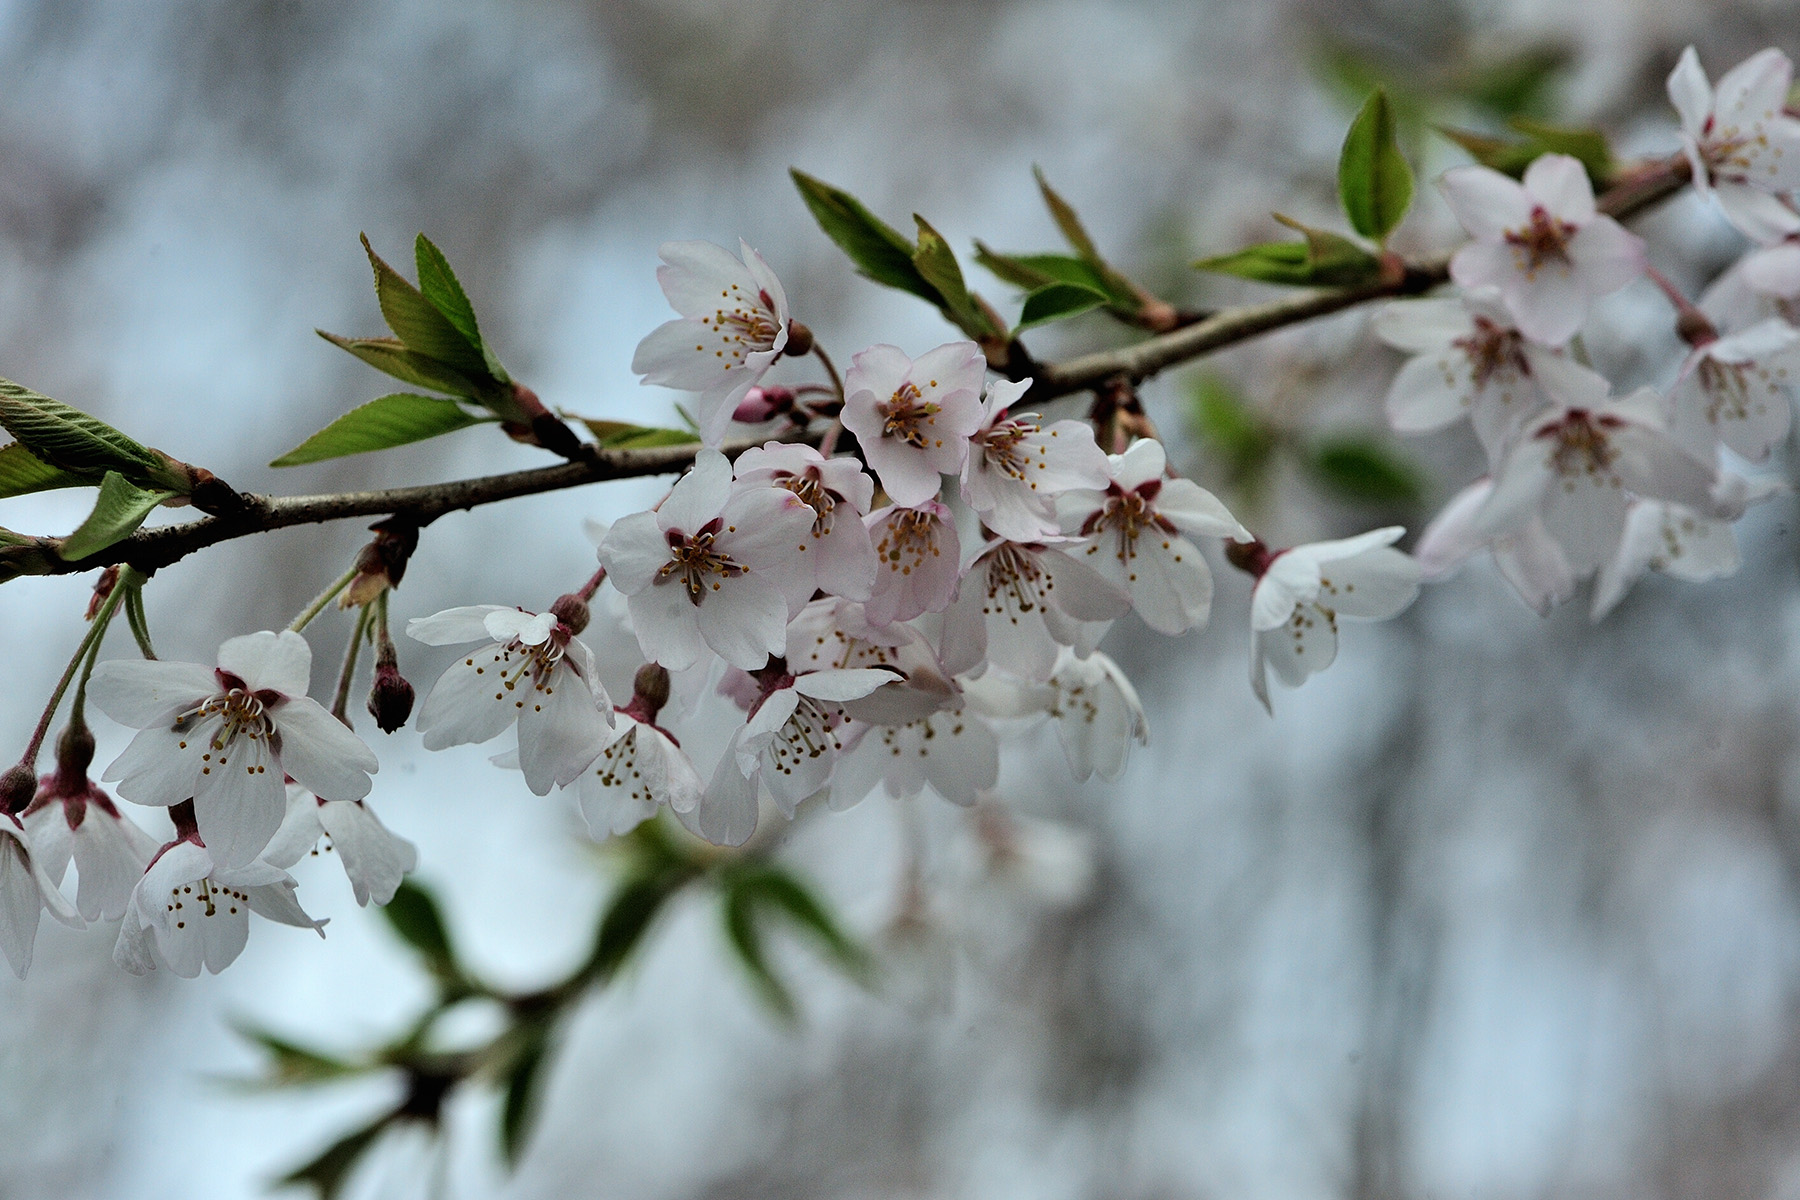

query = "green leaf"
[912,216,1003,340]
[415,234,510,384]
[0,379,184,491]
[361,234,492,382]
[274,1114,392,1200]
[316,333,485,398]
[270,394,490,467]
[1338,88,1414,242]
[1305,436,1424,506]
[498,1030,550,1167]
[0,442,94,497]
[569,417,701,450]
[1453,44,1571,120]
[1437,121,1611,185]
[585,870,682,983]
[1015,281,1110,333]
[722,883,796,1019]
[1195,216,1381,288]
[382,880,461,984]
[1032,168,1145,310]
[59,472,176,561]
[790,170,939,303]
[232,1022,373,1089]
[738,867,871,980]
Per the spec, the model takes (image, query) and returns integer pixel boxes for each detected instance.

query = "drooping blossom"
[25,733,160,923]
[1441,154,1647,345]
[1666,317,1800,462]
[1055,438,1250,635]
[90,631,380,869]
[785,597,955,726]
[1235,530,1422,711]
[840,342,987,506]
[966,648,1148,780]
[939,538,1130,681]
[1371,291,1560,460]
[0,814,82,978]
[863,501,962,626]
[1667,47,1800,244]
[1590,477,1784,619]
[598,449,815,670]
[114,839,321,978]
[565,663,703,839]
[263,784,418,908]
[961,377,1110,541]
[1416,477,1578,617]
[631,240,791,446]
[408,605,613,796]
[829,701,1000,811]
[732,442,878,602]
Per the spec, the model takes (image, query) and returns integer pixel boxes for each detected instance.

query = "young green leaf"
[1032,168,1145,311]
[270,394,491,467]
[1195,217,1382,288]
[790,170,939,303]
[316,333,485,398]
[1188,372,1278,483]
[414,234,510,384]
[1338,88,1414,242]
[498,1029,550,1166]
[0,379,185,491]
[1305,436,1424,506]
[382,880,461,985]
[361,235,492,381]
[59,471,177,561]
[1436,121,1612,185]
[722,883,796,1019]
[0,442,94,497]
[912,216,1003,340]
[738,867,872,980]
[231,1022,375,1089]
[274,1115,393,1200]
[582,868,687,984]
[568,417,700,449]
[1015,281,1110,333]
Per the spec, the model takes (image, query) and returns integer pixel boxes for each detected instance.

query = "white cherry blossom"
[1666,317,1800,461]
[939,538,1130,681]
[785,597,955,726]
[599,449,815,670]
[263,784,418,908]
[114,839,321,978]
[409,605,614,796]
[966,648,1148,781]
[91,631,380,869]
[0,814,82,978]
[631,239,791,446]
[1372,291,1559,460]
[1240,530,1422,711]
[828,701,1000,811]
[864,501,962,626]
[1442,154,1646,345]
[840,341,987,506]
[572,711,703,839]
[1056,438,1250,635]
[1667,47,1800,244]
[732,442,878,602]
[961,377,1110,541]
[1590,477,1784,619]
[1416,476,1577,617]
[26,784,159,923]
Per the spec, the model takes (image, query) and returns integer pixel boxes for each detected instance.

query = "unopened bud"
[1676,306,1718,347]
[0,763,37,815]
[733,385,796,424]
[782,320,814,357]
[54,724,95,779]
[631,662,672,723]
[549,592,590,635]
[86,565,120,621]
[366,659,416,734]
[1224,538,1274,578]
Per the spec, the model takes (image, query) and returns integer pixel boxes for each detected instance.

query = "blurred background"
[3,0,1800,1196]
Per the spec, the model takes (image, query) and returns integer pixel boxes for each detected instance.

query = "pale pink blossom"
[939,538,1130,681]
[961,378,1110,541]
[1442,154,1646,345]
[26,783,158,923]
[829,701,1000,811]
[864,501,962,626]
[1667,317,1800,461]
[732,442,878,602]
[631,240,791,446]
[1590,477,1784,619]
[1668,47,1800,244]
[840,342,987,506]
[1416,477,1578,617]
[966,648,1148,781]
[598,449,815,670]
[785,597,956,726]
[572,711,704,838]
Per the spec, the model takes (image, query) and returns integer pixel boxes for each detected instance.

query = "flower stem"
[288,565,360,634]
[123,575,157,659]
[22,581,127,767]
[331,603,373,727]
[812,343,845,406]
[574,564,607,602]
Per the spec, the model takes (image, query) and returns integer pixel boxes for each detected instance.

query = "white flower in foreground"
[1442,154,1646,345]
[961,377,1110,541]
[26,783,159,923]
[1590,477,1784,619]
[1239,530,1421,712]
[1416,477,1577,617]
[263,785,418,908]
[939,538,1130,681]
[409,605,614,796]
[1056,439,1250,635]
[91,631,379,869]
[574,711,704,838]
[1372,292,1559,460]
[864,501,963,626]
[966,648,1148,781]
[631,239,791,446]
[1667,317,1800,462]
[840,341,987,506]
[0,815,81,978]
[599,449,815,670]
[114,839,321,978]
[1668,47,1800,244]
[733,442,878,602]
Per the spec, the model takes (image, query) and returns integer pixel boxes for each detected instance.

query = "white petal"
[407,605,512,647]
[1317,548,1421,621]
[697,746,760,846]
[275,697,378,801]
[1440,165,1533,239]
[1250,553,1317,632]
[1522,154,1596,223]
[1371,298,1475,353]
[693,573,790,670]
[86,659,216,727]
[1493,520,1577,617]
[513,663,612,795]
[597,511,673,595]
[1260,602,1340,687]
[191,730,285,869]
[657,449,733,537]
[103,719,217,808]
[317,800,416,907]
[416,647,521,750]
[217,631,312,697]
[1155,479,1250,541]
[1667,47,1714,139]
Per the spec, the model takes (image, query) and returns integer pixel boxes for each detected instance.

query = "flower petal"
[217,631,312,697]
[275,696,379,801]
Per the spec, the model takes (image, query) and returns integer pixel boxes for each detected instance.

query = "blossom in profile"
[1415,476,1577,618]
[966,648,1148,780]
[90,631,380,869]
[939,538,1129,681]
[262,785,418,908]
[1668,47,1800,244]
[631,240,791,446]
[840,341,987,506]
[0,814,82,978]
[1441,154,1646,345]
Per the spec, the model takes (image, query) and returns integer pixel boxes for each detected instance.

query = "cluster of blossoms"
[1384,47,1800,619]
[10,46,1799,982]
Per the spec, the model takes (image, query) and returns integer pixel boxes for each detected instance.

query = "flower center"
[1084,482,1176,567]
[778,470,840,536]
[656,519,748,605]
[1453,317,1531,388]
[875,509,945,576]
[1696,356,1767,426]
[977,543,1049,617]
[877,381,942,449]
[1504,206,1576,277]
[165,876,248,928]
[1536,409,1625,481]
[974,417,1039,482]
[176,683,275,770]
[698,284,781,362]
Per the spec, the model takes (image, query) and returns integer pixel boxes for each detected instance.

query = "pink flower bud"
[366,660,416,734]
[733,386,795,424]
[0,763,37,815]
